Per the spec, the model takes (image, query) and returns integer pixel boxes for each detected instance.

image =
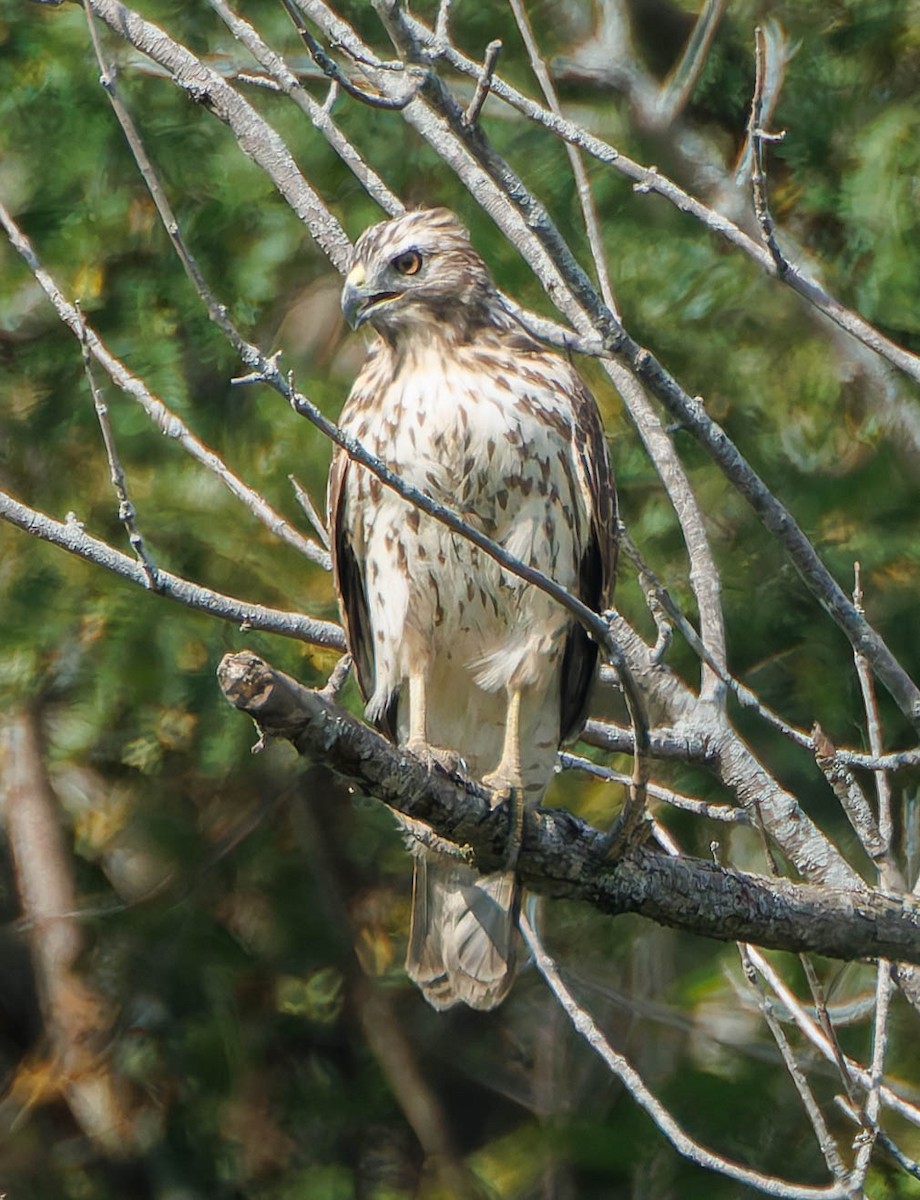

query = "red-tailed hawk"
[328,209,616,1009]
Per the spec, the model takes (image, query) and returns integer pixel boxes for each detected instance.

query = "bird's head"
[341,208,494,343]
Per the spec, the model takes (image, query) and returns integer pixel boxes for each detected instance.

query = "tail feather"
[407,849,519,1011]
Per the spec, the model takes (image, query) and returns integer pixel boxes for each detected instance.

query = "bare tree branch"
[0,197,330,571]
[294,0,920,733]
[77,304,158,588]
[462,36,501,128]
[740,945,854,1193]
[655,0,728,127]
[0,488,342,649]
[401,8,920,388]
[520,913,850,1199]
[559,752,749,824]
[747,948,920,1128]
[217,650,920,966]
[748,24,789,275]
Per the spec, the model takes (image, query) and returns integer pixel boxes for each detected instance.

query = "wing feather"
[327,448,398,739]
[559,368,617,743]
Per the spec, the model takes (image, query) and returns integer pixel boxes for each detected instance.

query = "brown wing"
[327,447,398,740]
[559,368,617,743]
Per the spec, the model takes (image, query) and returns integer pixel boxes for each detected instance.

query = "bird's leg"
[483,687,522,791]
[405,668,464,773]
[481,687,525,870]
[406,669,429,753]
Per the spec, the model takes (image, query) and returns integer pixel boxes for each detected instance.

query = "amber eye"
[391,249,423,276]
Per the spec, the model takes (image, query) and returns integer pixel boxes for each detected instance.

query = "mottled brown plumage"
[328,209,616,1009]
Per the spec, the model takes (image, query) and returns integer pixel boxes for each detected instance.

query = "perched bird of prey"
[328,208,615,1010]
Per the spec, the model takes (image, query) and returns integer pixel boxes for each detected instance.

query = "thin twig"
[232,71,283,92]
[734,19,789,186]
[279,0,420,109]
[462,38,501,127]
[559,752,749,824]
[0,488,343,649]
[853,564,896,877]
[76,304,159,589]
[739,946,854,1191]
[321,78,338,113]
[798,956,861,1112]
[812,725,887,865]
[520,913,850,1198]
[434,0,451,47]
[289,475,331,550]
[319,653,352,701]
[747,948,920,1128]
[506,0,618,316]
[0,198,331,571]
[404,9,920,387]
[748,25,788,274]
[850,960,894,1190]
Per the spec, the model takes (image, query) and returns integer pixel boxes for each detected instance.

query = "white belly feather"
[340,343,588,780]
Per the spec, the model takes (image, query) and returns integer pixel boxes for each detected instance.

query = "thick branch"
[217,651,920,967]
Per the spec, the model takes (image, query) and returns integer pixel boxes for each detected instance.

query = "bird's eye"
[391,250,423,276]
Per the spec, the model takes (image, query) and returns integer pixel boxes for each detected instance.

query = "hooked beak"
[341,263,401,330]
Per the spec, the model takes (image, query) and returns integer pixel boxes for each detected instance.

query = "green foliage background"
[1,1,920,1197]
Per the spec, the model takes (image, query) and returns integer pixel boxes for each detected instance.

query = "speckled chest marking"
[338,336,590,714]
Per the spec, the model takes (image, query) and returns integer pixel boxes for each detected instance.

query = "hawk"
[328,208,616,1010]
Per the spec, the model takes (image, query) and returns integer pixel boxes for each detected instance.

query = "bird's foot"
[406,738,466,777]
[480,769,526,871]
